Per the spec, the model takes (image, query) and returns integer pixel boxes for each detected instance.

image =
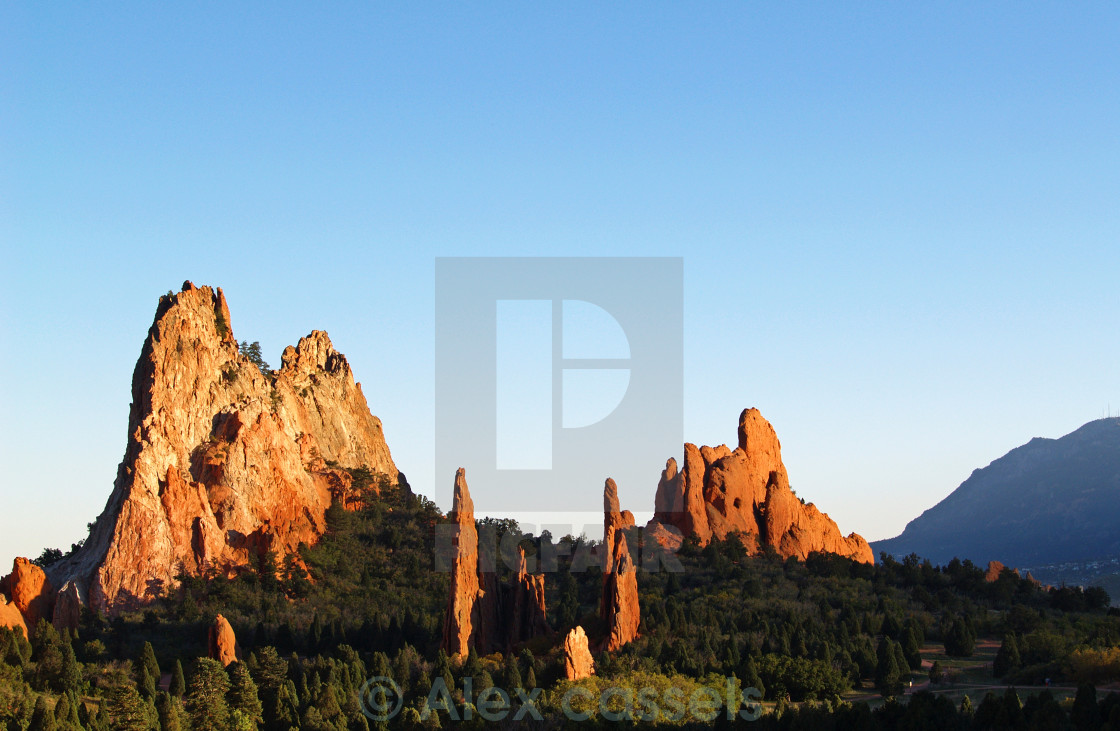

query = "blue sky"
[3,4,1119,564]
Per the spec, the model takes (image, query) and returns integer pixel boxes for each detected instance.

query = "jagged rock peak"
[648,408,873,564]
[40,283,400,616]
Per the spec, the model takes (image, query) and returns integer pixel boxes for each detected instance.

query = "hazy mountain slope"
[873,418,1120,567]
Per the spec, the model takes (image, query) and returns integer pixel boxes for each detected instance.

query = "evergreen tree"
[138,665,157,700]
[154,692,181,731]
[53,695,70,725]
[58,642,83,695]
[875,637,904,697]
[106,679,155,731]
[503,654,522,691]
[137,642,161,684]
[186,658,231,730]
[993,633,1020,678]
[902,618,923,670]
[28,695,57,731]
[169,660,186,698]
[1072,684,1100,731]
[892,641,909,686]
[228,662,264,726]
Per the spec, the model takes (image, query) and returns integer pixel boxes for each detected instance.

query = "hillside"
[874,418,1120,567]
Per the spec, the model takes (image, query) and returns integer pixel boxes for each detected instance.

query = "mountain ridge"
[873,417,1120,567]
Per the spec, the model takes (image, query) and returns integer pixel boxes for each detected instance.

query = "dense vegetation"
[4,475,1119,729]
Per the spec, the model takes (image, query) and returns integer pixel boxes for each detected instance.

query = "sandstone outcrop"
[562,626,595,680]
[43,282,400,615]
[0,596,27,638]
[509,548,549,647]
[600,478,640,652]
[52,582,82,633]
[208,614,240,666]
[442,468,481,658]
[440,468,551,656]
[984,560,1026,582]
[0,558,54,635]
[649,408,873,564]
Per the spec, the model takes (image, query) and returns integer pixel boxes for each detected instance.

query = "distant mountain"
[873,418,1120,568]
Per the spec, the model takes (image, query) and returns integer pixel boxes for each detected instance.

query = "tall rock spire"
[600,478,640,652]
[441,468,480,657]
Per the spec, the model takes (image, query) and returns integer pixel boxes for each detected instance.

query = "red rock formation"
[649,408,873,564]
[1,558,54,634]
[0,596,27,638]
[984,560,1022,582]
[440,469,551,656]
[442,468,481,658]
[508,548,549,647]
[52,582,82,633]
[562,626,595,680]
[44,282,400,615]
[208,614,240,666]
[600,478,640,652]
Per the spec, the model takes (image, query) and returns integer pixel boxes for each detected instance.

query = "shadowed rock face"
[43,282,400,615]
[440,469,551,657]
[562,626,595,680]
[650,408,873,564]
[600,478,640,652]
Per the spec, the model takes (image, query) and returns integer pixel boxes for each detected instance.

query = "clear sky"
[3,4,1119,565]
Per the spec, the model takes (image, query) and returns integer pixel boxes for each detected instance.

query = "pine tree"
[154,692,181,731]
[1072,684,1100,731]
[185,658,231,730]
[138,665,157,700]
[902,618,923,670]
[58,642,83,695]
[928,660,944,685]
[28,695,57,731]
[227,662,264,726]
[137,642,161,684]
[53,694,70,725]
[503,655,522,691]
[169,660,186,698]
[993,633,1020,678]
[875,637,903,697]
[106,680,155,731]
